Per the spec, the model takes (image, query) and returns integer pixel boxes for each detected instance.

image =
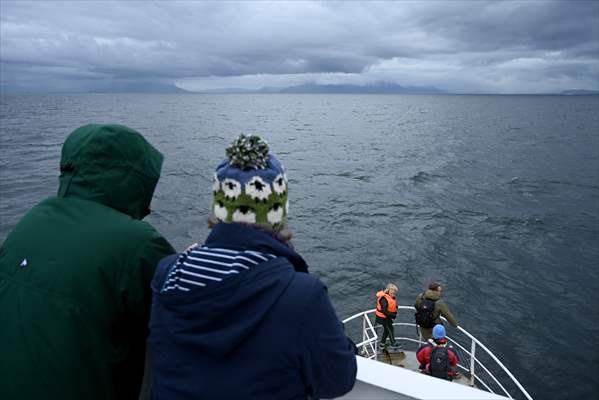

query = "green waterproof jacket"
[414,289,459,328]
[0,124,175,400]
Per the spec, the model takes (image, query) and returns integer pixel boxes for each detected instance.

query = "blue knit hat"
[432,324,446,339]
[211,134,288,230]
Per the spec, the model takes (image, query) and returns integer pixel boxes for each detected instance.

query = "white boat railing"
[342,306,533,400]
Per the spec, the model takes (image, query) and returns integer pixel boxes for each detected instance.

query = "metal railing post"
[371,315,378,356]
[362,315,366,352]
[469,340,476,387]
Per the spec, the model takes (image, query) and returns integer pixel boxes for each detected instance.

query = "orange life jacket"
[375,290,397,319]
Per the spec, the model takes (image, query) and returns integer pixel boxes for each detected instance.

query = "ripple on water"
[1,94,598,398]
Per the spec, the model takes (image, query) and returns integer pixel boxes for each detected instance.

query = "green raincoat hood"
[57,124,163,219]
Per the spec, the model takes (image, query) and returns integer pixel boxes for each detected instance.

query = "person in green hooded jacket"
[414,282,459,341]
[0,124,175,400]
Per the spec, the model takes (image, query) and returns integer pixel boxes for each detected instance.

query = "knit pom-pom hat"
[211,134,288,230]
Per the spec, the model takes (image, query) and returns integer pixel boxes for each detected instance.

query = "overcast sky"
[1,1,598,93]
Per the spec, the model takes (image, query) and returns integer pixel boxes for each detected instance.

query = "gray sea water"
[1,94,598,399]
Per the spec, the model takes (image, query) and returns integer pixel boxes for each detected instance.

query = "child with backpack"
[416,325,460,381]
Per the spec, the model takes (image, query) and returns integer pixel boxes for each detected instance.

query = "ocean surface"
[1,93,598,399]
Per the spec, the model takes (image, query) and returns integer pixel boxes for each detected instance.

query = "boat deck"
[342,308,533,399]
[374,348,472,387]
[338,356,508,400]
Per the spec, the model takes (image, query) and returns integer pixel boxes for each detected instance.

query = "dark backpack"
[414,295,436,328]
[429,346,451,380]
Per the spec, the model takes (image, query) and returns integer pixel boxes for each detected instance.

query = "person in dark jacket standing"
[149,134,357,400]
[416,324,460,381]
[0,124,175,400]
[375,283,398,347]
[414,281,459,341]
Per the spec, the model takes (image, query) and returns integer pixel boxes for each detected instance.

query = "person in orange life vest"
[416,324,460,381]
[375,283,398,346]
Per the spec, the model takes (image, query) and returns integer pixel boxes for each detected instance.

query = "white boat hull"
[337,357,509,400]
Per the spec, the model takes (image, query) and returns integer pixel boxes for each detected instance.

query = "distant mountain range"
[2,81,597,95]
[279,82,445,94]
[197,82,445,94]
[560,89,599,95]
[88,82,189,93]
[195,84,599,95]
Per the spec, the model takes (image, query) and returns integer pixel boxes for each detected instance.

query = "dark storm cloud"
[411,2,599,52]
[1,1,597,93]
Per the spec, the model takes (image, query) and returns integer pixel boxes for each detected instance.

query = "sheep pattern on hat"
[212,135,288,230]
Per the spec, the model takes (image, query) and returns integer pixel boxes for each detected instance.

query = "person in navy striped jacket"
[147,135,357,400]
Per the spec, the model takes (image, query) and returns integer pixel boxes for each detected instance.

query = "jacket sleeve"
[116,231,175,399]
[377,296,389,317]
[448,349,459,366]
[378,296,397,319]
[124,232,175,322]
[378,295,388,312]
[299,282,357,399]
[416,346,430,368]
[414,293,422,309]
[438,301,459,327]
